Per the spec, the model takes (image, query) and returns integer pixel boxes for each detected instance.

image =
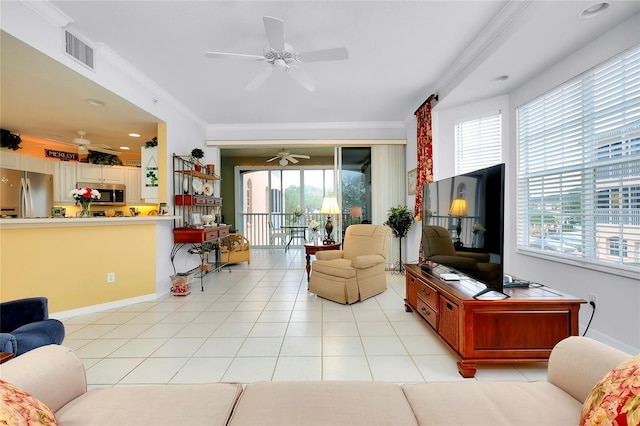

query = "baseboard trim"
[50,293,158,320]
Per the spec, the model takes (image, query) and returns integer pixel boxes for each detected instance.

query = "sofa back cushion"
[343,225,390,261]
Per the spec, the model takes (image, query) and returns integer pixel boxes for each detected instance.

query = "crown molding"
[20,0,73,28]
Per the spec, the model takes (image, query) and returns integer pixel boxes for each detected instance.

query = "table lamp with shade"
[350,207,362,224]
[448,198,467,249]
[320,196,341,244]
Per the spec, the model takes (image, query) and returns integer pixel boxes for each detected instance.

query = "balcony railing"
[238,213,363,247]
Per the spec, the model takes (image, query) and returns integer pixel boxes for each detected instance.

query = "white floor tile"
[273,357,322,381]
[322,336,365,356]
[194,338,244,357]
[367,356,424,382]
[322,321,359,337]
[74,339,129,358]
[248,322,288,338]
[110,338,167,357]
[151,338,206,357]
[237,337,283,356]
[361,336,408,356]
[356,321,397,336]
[119,357,188,384]
[170,357,233,383]
[285,322,322,337]
[222,357,277,382]
[280,336,322,356]
[322,356,372,381]
[86,358,144,385]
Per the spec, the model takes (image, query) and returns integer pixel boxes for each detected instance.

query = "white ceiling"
[2,1,638,154]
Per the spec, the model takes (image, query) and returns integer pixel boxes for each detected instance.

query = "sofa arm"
[0,333,17,354]
[0,345,87,413]
[351,254,385,269]
[316,250,344,261]
[547,336,631,404]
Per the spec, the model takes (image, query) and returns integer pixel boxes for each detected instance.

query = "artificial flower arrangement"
[472,223,486,234]
[69,187,100,216]
[293,207,304,218]
[309,219,320,232]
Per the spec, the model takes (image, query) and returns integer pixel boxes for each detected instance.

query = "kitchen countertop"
[0,216,177,229]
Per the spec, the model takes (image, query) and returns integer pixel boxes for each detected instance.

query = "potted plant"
[1,129,22,151]
[384,205,414,274]
[145,136,158,148]
[191,148,204,171]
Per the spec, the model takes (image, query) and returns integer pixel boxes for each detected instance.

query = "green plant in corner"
[384,205,414,275]
[384,205,414,238]
[85,150,123,166]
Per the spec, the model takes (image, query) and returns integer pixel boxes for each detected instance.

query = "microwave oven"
[77,182,126,206]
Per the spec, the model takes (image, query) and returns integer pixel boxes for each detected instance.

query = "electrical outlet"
[588,293,598,309]
[107,272,116,283]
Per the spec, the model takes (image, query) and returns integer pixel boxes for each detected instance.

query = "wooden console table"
[404,264,585,378]
[304,242,341,281]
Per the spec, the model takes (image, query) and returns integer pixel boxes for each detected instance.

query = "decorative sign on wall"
[45,149,78,161]
[145,155,158,187]
[126,159,141,167]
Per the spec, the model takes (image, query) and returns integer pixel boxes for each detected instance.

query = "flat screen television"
[422,163,506,297]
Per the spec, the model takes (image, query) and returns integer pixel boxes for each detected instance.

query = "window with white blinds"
[516,44,640,274]
[454,113,502,174]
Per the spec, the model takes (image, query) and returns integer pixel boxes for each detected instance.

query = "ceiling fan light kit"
[266,150,311,165]
[205,16,348,92]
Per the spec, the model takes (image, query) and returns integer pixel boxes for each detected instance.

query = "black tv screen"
[422,163,505,297]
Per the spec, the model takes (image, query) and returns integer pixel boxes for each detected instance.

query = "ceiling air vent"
[64,30,94,70]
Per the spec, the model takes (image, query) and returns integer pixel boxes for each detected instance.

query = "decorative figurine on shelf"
[191,148,204,172]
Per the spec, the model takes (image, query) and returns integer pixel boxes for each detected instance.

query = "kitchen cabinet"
[125,167,144,204]
[77,163,125,184]
[53,161,77,204]
[0,152,53,174]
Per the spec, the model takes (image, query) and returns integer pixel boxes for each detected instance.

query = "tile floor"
[61,248,548,388]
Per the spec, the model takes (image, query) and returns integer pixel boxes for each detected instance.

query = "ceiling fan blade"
[263,16,285,52]
[245,66,274,91]
[297,47,349,63]
[287,67,316,92]
[205,51,266,61]
[289,154,311,159]
[286,156,299,164]
[266,156,280,162]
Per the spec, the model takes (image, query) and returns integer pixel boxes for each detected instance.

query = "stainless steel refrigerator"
[0,167,53,218]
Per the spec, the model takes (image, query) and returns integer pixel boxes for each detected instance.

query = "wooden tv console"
[404,264,585,378]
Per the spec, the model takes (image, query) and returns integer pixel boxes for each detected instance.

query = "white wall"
[2,2,209,295]
[406,15,640,353]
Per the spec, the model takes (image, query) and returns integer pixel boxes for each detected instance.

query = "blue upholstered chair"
[0,297,65,356]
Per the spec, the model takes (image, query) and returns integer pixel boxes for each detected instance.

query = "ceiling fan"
[48,130,121,155]
[205,16,348,92]
[266,150,311,166]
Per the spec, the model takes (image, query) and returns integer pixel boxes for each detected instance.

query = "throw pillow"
[580,354,640,426]
[0,379,57,426]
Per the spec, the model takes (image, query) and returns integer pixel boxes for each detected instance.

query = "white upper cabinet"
[125,167,144,204]
[0,151,54,174]
[77,163,125,184]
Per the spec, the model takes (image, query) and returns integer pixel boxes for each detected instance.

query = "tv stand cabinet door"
[438,295,459,351]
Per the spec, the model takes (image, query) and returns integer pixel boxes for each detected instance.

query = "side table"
[304,242,341,281]
[0,352,15,364]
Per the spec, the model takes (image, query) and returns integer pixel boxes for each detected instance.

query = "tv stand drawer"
[416,298,437,329]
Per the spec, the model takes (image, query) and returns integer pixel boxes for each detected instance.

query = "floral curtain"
[414,95,435,262]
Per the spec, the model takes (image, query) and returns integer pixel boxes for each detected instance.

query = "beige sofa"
[0,336,633,425]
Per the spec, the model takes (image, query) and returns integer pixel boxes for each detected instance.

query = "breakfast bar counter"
[0,216,175,229]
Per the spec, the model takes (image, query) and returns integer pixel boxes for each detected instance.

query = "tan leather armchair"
[309,224,391,304]
[220,233,250,265]
[422,225,500,286]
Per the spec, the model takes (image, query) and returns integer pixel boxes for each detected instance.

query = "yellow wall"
[0,224,156,313]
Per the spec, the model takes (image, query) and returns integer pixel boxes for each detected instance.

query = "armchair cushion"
[351,254,386,269]
[312,259,356,279]
[0,334,17,354]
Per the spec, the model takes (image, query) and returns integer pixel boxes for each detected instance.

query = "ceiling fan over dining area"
[266,150,311,166]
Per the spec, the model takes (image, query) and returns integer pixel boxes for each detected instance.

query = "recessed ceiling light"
[128,133,141,138]
[85,98,105,107]
[578,2,610,19]
[491,75,509,83]
[119,146,130,150]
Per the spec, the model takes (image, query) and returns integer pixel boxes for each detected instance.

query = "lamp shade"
[448,198,467,217]
[320,196,341,214]
[350,207,362,218]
